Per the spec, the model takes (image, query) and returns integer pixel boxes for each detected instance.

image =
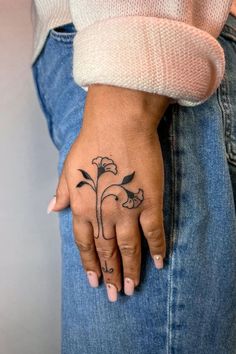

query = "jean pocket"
[50,23,76,43]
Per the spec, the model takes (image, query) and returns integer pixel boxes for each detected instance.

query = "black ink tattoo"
[76,156,144,240]
[101,261,114,273]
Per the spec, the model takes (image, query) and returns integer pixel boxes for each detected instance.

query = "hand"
[49,85,171,302]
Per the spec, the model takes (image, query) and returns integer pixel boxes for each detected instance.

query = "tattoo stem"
[101,183,126,203]
[94,172,100,239]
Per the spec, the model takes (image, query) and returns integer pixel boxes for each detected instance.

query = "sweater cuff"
[73,16,225,107]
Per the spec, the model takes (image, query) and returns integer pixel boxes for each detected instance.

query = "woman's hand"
[49,84,171,301]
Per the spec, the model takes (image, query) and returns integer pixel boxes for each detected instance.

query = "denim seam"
[217,71,236,166]
[167,107,178,354]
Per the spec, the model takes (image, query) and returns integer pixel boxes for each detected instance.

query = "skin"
[52,84,172,300]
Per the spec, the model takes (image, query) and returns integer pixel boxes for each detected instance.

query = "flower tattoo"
[76,156,144,240]
[122,189,144,209]
[92,156,117,176]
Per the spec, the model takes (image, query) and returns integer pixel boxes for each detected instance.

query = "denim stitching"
[217,70,236,166]
[50,30,76,44]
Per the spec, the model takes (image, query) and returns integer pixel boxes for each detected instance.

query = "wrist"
[83,84,171,131]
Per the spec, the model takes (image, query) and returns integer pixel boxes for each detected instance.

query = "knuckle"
[101,207,113,219]
[70,199,82,215]
[117,227,136,242]
[146,228,163,242]
[119,243,139,257]
[75,239,94,253]
[71,201,93,217]
[140,207,163,226]
[96,247,115,260]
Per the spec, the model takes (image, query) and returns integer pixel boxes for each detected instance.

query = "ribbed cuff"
[73,16,225,107]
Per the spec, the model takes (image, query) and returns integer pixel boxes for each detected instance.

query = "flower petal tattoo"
[76,156,144,240]
[92,156,117,177]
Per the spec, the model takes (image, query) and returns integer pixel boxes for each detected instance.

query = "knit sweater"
[32,1,235,107]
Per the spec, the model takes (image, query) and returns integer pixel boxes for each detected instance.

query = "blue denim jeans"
[32,13,236,354]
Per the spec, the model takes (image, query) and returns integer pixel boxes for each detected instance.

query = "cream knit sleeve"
[69,0,232,106]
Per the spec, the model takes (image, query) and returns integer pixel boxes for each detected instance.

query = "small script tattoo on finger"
[101,261,114,273]
[75,156,144,240]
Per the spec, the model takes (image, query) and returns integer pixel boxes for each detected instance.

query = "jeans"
[32,13,236,354]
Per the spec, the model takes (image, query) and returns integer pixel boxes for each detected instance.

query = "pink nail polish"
[47,196,56,214]
[124,277,134,296]
[87,271,99,288]
[106,283,118,302]
[153,255,164,269]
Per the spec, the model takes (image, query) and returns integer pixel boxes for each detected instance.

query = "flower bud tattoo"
[76,156,144,240]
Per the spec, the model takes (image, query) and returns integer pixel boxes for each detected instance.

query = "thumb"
[47,169,70,213]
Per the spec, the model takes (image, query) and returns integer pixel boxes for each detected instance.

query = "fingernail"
[124,277,134,296]
[86,271,99,288]
[106,283,118,302]
[153,255,164,269]
[47,196,56,214]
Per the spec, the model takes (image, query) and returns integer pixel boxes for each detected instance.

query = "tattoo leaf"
[78,169,93,181]
[121,171,135,185]
[76,181,90,188]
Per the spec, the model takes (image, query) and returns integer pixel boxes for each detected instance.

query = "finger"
[48,169,70,213]
[73,217,101,287]
[140,207,166,269]
[93,222,122,302]
[116,219,141,296]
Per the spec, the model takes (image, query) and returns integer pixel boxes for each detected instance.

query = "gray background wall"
[0,2,60,353]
